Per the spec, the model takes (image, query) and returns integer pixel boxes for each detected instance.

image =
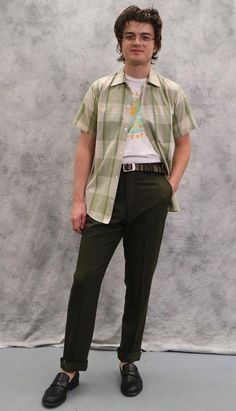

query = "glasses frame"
[122,32,155,44]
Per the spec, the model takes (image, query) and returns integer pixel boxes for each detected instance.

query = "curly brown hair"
[114,5,163,63]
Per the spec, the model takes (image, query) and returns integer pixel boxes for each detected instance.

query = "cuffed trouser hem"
[117,348,142,362]
[60,357,88,371]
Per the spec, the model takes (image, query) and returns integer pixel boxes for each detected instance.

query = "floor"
[1,347,236,411]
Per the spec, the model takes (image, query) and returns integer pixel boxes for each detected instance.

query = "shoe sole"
[42,399,65,408]
[121,384,143,397]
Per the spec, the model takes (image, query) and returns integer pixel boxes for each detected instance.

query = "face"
[121,21,158,67]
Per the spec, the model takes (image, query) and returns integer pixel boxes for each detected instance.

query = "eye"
[124,34,135,41]
[141,35,153,41]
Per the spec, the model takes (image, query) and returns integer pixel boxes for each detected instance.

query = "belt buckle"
[123,163,136,172]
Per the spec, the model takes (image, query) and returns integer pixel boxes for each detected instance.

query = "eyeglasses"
[122,33,155,43]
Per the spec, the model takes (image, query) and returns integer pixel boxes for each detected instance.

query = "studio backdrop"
[1,0,236,354]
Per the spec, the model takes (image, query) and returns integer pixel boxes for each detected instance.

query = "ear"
[153,44,159,53]
[118,41,123,54]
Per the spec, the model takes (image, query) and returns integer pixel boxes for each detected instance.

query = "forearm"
[168,134,191,192]
[72,146,94,203]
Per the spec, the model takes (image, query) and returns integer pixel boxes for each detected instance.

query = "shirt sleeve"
[72,82,99,138]
[172,85,197,139]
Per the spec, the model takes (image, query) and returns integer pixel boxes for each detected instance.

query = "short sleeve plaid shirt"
[73,67,197,224]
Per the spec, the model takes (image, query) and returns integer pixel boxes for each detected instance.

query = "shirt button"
[124,127,128,131]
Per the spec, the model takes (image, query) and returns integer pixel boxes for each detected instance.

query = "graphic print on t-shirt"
[128,91,145,139]
[123,74,162,164]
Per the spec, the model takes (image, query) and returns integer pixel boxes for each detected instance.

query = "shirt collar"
[110,66,161,87]
[147,68,161,87]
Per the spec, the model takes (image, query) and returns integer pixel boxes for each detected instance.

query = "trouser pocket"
[164,177,173,197]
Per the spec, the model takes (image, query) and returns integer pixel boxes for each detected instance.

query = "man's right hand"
[70,201,87,234]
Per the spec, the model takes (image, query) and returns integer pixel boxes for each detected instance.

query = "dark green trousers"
[60,169,173,371]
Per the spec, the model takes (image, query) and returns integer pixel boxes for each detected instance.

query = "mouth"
[130,49,144,53]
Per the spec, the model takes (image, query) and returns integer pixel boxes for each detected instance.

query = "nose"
[133,35,142,45]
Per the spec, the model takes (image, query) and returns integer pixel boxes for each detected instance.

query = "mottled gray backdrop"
[1,0,236,355]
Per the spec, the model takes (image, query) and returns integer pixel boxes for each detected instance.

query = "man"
[42,5,197,408]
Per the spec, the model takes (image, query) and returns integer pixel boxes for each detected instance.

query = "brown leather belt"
[122,162,167,175]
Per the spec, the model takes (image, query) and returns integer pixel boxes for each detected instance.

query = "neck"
[124,62,151,78]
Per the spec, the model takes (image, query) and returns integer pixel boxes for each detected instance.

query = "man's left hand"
[168,178,179,194]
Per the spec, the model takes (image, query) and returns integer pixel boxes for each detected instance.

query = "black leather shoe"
[120,363,143,396]
[42,371,79,408]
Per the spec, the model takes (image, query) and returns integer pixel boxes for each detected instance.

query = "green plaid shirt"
[73,67,197,223]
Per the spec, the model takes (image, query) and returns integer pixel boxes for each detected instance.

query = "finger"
[80,213,87,230]
[71,215,81,233]
[73,224,82,234]
[76,219,83,233]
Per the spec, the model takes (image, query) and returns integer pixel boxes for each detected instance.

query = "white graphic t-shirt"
[122,74,162,164]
